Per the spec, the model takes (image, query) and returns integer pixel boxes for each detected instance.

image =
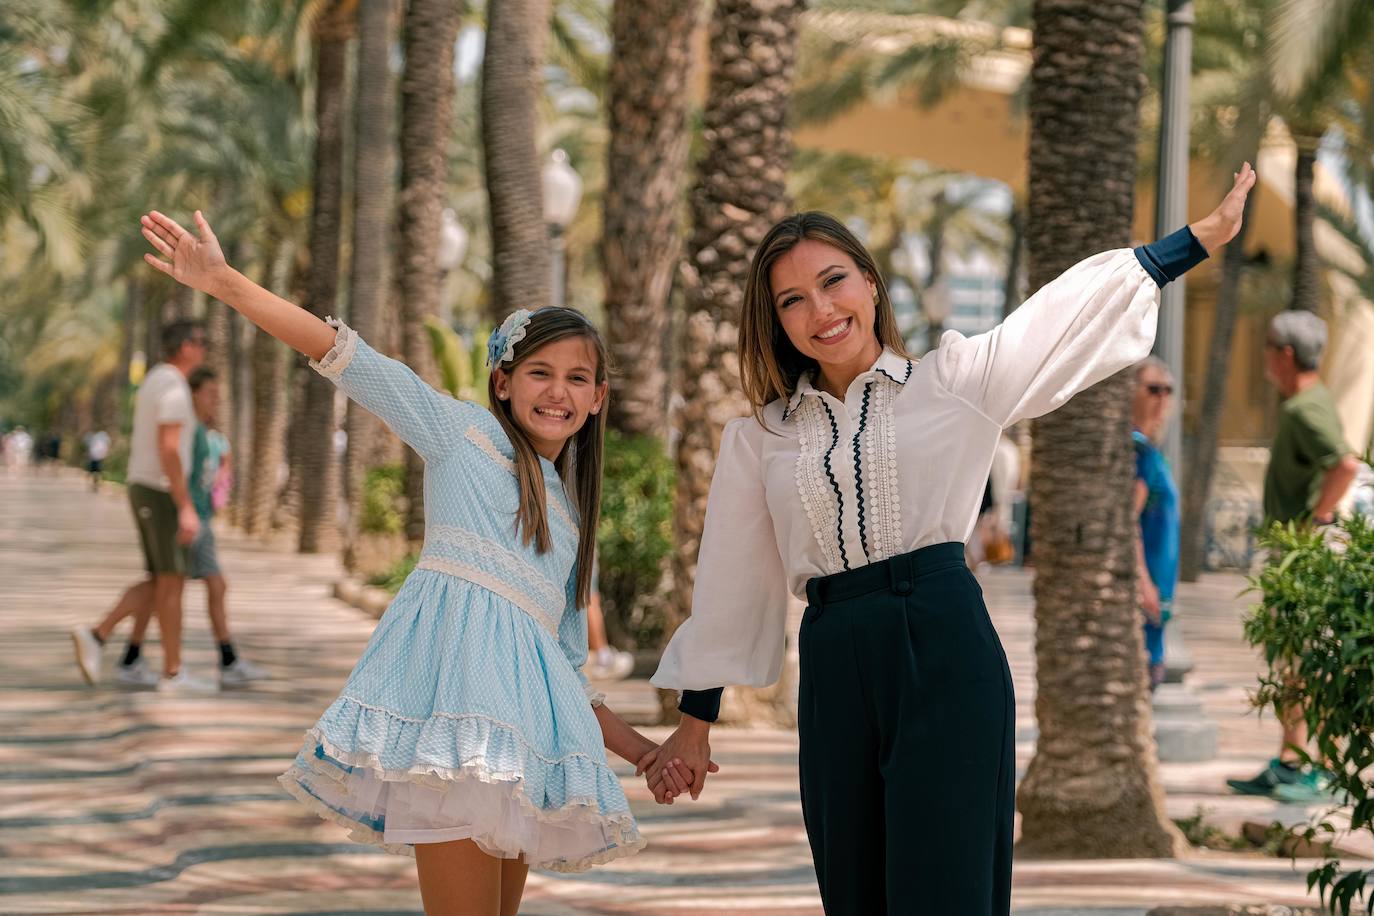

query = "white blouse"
[652,247,1165,692]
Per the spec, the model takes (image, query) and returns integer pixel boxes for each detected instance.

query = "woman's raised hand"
[1190,162,1257,254]
[141,210,230,296]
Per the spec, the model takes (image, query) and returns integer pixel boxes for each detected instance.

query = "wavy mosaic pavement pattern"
[0,473,1342,914]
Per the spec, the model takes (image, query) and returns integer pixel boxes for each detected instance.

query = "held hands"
[141,210,231,297]
[636,718,718,804]
[1189,162,1257,254]
[634,745,720,805]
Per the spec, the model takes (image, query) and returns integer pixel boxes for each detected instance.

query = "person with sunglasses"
[1131,356,1178,691]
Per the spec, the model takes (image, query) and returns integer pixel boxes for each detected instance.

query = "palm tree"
[600,0,700,439]
[398,0,463,543]
[294,0,355,553]
[670,0,806,725]
[343,0,398,562]
[481,0,551,326]
[245,242,295,535]
[1267,0,1374,317]
[1014,0,1182,858]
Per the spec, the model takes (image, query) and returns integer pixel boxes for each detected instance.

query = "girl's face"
[192,380,219,426]
[769,239,881,374]
[494,336,607,461]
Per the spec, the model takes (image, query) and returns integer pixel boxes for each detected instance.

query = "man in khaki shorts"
[71,320,214,692]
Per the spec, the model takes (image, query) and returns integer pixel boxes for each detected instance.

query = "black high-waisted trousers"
[797,541,1015,915]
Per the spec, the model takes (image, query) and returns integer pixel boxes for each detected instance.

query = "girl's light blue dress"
[279,321,643,872]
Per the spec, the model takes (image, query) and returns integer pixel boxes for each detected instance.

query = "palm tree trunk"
[119,275,140,433]
[244,240,295,536]
[481,0,551,325]
[602,0,700,439]
[398,0,462,543]
[1001,202,1025,320]
[143,284,163,365]
[1015,0,1181,858]
[668,0,805,725]
[1179,180,1256,581]
[227,307,252,524]
[924,196,947,353]
[344,0,399,565]
[296,2,354,553]
[1291,134,1321,313]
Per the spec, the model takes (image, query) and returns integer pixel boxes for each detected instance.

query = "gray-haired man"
[1228,310,1360,799]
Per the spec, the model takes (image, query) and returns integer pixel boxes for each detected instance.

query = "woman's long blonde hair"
[739,212,910,420]
[487,307,608,610]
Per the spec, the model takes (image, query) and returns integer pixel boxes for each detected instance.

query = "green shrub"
[102,441,130,485]
[596,430,674,650]
[360,464,406,535]
[1245,508,1374,914]
[368,551,418,593]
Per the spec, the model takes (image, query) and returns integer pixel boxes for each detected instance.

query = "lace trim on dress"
[310,318,360,380]
[416,551,563,637]
[463,425,579,534]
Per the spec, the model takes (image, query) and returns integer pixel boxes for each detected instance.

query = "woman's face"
[494,335,606,461]
[1132,364,1174,438]
[769,239,880,374]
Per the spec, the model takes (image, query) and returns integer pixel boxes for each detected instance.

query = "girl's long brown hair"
[739,211,911,420]
[487,307,608,610]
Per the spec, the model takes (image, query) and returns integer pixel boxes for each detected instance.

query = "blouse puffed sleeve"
[309,319,477,462]
[933,227,1208,428]
[651,416,790,693]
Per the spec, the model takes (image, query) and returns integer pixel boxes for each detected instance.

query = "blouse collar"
[782,348,915,421]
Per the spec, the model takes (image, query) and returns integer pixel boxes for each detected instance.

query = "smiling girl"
[138,209,695,915]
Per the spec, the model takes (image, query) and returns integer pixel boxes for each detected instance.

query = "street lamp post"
[1153,0,1194,475]
[1149,0,1218,765]
[436,207,468,327]
[542,149,583,310]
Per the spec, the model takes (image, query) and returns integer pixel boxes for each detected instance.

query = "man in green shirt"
[1229,310,1361,800]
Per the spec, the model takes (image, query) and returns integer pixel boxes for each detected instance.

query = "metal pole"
[550,225,566,310]
[1149,2,1218,765]
[1153,0,1194,476]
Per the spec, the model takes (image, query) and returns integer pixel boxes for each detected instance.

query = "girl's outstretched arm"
[141,209,335,361]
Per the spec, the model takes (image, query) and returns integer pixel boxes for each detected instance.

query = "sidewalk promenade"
[0,472,1350,913]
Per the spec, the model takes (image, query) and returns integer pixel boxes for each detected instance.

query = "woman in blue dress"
[139,208,701,915]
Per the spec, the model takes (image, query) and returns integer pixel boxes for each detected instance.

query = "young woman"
[646,166,1256,913]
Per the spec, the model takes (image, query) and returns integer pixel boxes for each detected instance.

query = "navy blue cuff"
[678,687,723,723]
[1134,226,1208,287]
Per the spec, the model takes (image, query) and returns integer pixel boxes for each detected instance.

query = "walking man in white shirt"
[71,320,215,692]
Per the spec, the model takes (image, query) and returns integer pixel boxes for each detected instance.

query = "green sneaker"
[1273,768,1345,804]
[1226,758,1306,797]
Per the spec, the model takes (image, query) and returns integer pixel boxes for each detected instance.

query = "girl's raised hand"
[141,210,230,296]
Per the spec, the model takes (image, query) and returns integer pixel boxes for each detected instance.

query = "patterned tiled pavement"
[1,472,1361,914]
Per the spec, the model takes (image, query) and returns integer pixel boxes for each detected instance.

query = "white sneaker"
[588,648,635,681]
[156,669,219,694]
[70,627,103,685]
[113,657,160,689]
[219,657,268,688]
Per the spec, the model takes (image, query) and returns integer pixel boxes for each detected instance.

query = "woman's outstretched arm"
[141,209,335,361]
